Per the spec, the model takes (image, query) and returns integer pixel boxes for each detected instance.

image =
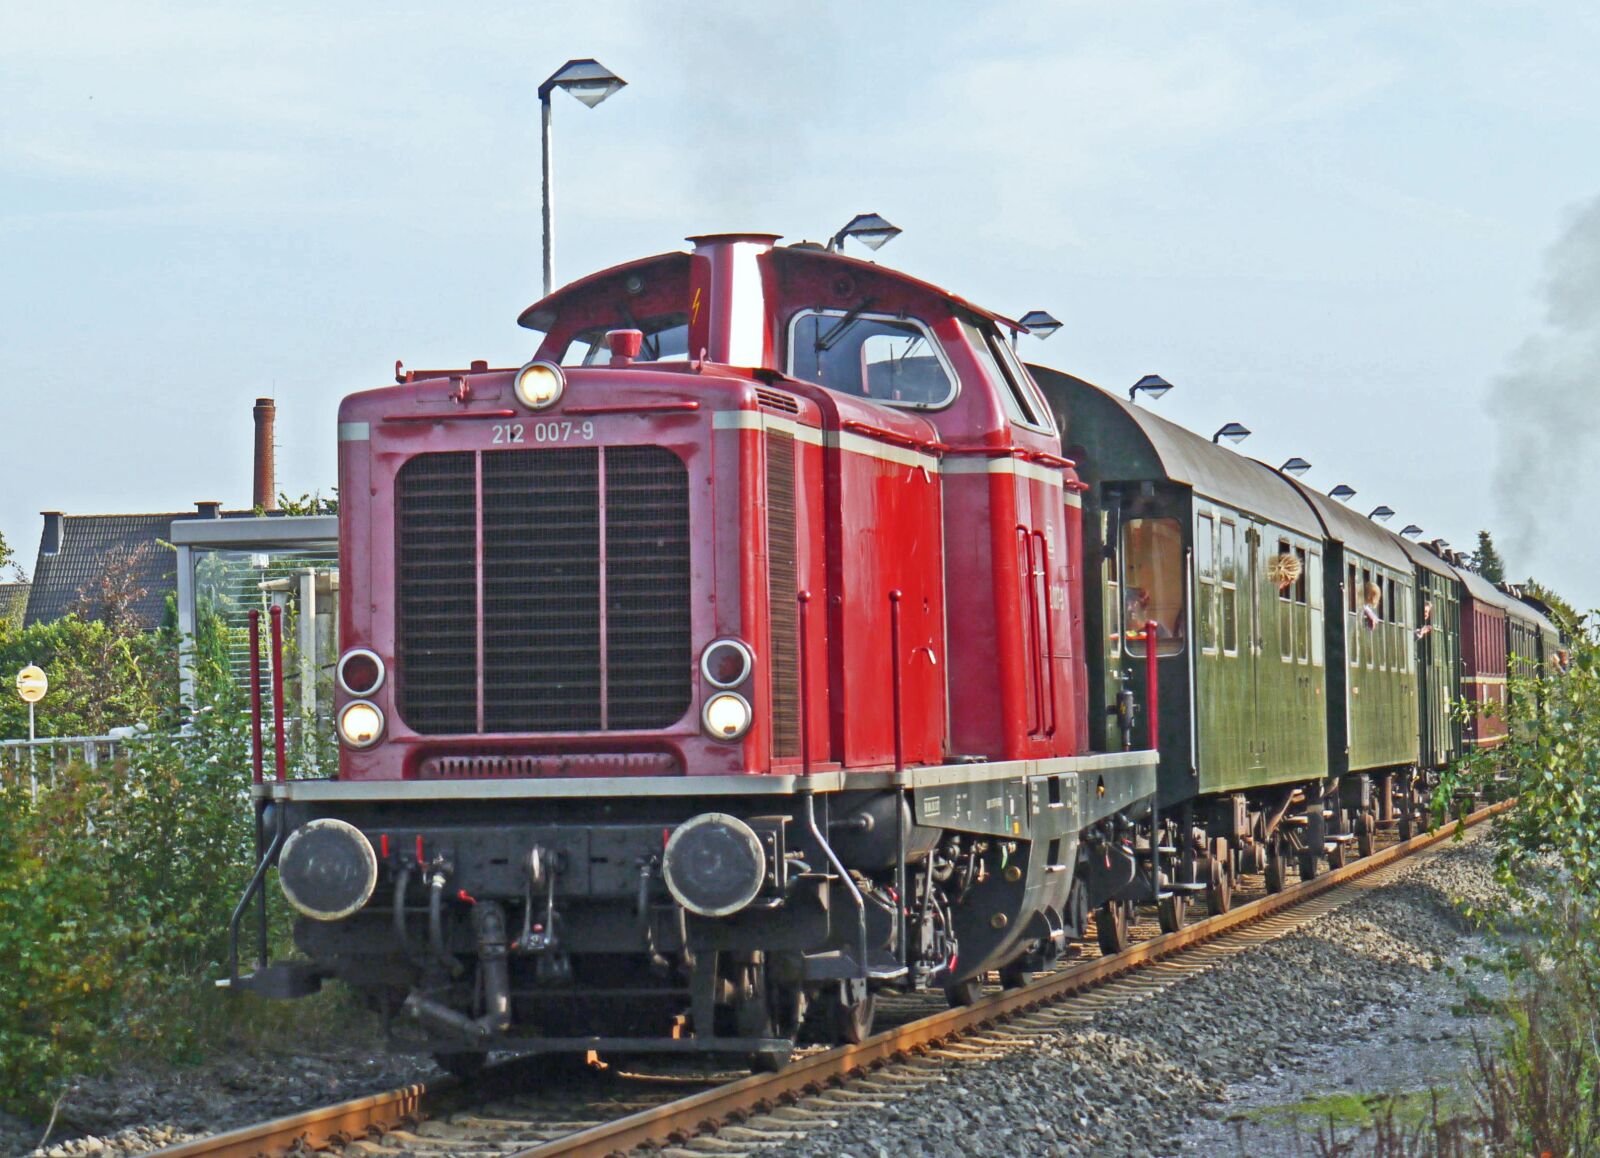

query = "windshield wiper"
[815,298,877,353]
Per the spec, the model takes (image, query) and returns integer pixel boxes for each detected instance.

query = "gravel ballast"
[767,833,1502,1158]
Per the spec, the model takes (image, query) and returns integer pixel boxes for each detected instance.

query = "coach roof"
[1030,366,1322,537]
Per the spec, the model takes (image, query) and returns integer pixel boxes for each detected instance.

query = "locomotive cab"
[229,234,1158,1070]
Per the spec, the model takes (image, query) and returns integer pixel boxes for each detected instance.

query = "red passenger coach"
[228,234,1157,1071]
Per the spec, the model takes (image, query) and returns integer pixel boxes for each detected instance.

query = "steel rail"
[146,801,1507,1158]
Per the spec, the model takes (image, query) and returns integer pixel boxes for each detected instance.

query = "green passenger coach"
[1034,368,1342,924]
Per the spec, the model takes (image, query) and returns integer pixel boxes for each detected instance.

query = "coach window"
[1363,568,1378,669]
[1295,547,1311,663]
[1220,520,1238,654]
[1308,550,1324,666]
[1276,539,1295,661]
[1348,562,1360,668]
[788,310,958,409]
[1197,513,1216,652]
[1122,517,1185,657]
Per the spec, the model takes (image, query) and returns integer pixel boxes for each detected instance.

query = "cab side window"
[788,310,957,408]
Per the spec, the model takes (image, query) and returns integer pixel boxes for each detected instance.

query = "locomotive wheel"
[1205,845,1232,916]
[1095,899,1131,955]
[1264,843,1286,894]
[433,1051,486,1081]
[818,983,876,1045]
[1298,848,1320,882]
[1158,892,1188,934]
[999,960,1033,990]
[944,976,984,1008]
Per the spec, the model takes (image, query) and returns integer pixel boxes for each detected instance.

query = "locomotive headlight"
[513,360,565,409]
[338,700,385,748]
[700,639,754,688]
[278,819,379,921]
[702,692,753,741]
[337,648,385,697]
[663,813,767,917]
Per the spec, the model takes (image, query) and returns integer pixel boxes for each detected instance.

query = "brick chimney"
[253,398,277,511]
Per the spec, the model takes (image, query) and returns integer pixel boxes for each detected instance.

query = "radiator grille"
[395,446,691,736]
[766,432,801,759]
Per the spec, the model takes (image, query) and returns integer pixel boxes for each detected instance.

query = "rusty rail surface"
[147,801,1507,1158]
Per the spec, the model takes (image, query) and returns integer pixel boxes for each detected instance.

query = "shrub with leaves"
[1440,618,1600,1155]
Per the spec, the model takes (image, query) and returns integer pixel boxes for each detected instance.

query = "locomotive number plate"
[491,420,596,444]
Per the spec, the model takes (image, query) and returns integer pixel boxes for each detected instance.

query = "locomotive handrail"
[839,419,942,454]
[248,610,264,785]
[566,400,701,415]
[1144,619,1160,751]
[269,605,287,783]
[382,409,517,422]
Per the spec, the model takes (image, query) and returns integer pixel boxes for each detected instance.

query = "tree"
[1523,577,1583,635]
[1475,529,1507,583]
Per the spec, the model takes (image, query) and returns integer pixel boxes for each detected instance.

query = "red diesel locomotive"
[230,234,1160,1070]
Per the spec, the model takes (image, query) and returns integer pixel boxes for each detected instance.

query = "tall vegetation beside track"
[0,589,324,1119]
[1438,617,1600,1155]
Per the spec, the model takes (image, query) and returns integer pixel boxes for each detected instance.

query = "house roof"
[24,510,252,630]
[0,582,28,629]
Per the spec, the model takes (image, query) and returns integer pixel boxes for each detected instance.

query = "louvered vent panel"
[395,452,478,733]
[766,432,801,758]
[482,449,602,732]
[605,446,693,729]
[393,446,692,740]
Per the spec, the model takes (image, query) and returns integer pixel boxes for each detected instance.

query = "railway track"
[150,802,1506,1158]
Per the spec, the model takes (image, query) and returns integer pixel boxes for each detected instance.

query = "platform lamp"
[1330,484,1356,502]
[1014,310,1062,348]
[827,213,902,254]
[1368,506,1395,523]
[1128,374,1173,404]
[1212,422,1250,445]
[1279,457,1312,477]
[1401,525,1424,538]
[540,58,627,296]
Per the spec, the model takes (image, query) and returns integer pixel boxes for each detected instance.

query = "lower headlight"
[702,692,753,741]
[278,819,379,921]
[662,813,767,917]
[338,700,385,748]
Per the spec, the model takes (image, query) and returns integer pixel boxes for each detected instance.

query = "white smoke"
[1489,194,1600,564]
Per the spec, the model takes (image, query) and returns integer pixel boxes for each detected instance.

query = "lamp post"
[1279,457,1311,477]
[15,664,46,798]
[1212,422,1250,445]
[827,213,901,253]
[539,58,627,297]
[1128,374,1173,404]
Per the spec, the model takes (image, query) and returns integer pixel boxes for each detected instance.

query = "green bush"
[0,699,257,1117]
[1442,623,1600,1156]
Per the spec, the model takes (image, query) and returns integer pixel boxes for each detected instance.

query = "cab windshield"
[786,309,957,408]
[561,312,690,366]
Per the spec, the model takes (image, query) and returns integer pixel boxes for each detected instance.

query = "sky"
[4,1,1599,606]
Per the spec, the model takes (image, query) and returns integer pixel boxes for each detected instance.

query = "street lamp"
[540,58,627,296]
[1017,310,1062,339]
[1128,374,1173,404]
[828,213,901,253]
[15,664,46,799]
[1401,525,1423,538]
[1368,505,1395,523]
[1012,310,1061,349]
[1279,457,1312,477]
[1330,484,1356,502]
[1212,422,1250,445]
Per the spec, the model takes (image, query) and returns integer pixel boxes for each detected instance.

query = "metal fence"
[0,732,141,794]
